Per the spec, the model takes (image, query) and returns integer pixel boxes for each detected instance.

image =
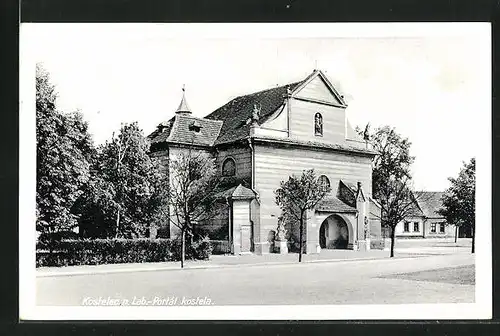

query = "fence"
[210,240,231,255]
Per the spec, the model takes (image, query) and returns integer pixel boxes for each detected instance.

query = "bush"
[190,236,212,260]
[36,237,212,267]
[370,239,385,250]
[37,230,80,243]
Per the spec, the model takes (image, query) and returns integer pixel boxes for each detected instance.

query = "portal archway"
[319,215,349,249]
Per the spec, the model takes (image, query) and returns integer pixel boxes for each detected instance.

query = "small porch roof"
[316,196,357,213]
[214,184,256,200]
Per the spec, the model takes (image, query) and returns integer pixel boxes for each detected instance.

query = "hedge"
[36,237,212,267]
[370,239,385,250]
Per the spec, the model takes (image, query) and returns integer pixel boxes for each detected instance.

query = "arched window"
[222,158,236,176]
[314,113,323,136]
[319,175,330,190]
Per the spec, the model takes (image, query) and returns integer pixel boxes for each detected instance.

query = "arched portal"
[319,215,349,249]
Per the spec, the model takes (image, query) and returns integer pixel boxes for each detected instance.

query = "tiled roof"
[148,118,174,143]
[415,191,445,218]
[204,81,305,145]
[343,182,358,193]
[213,184,256,200]
[149,115,223,147]
[316,196,357,213]
[231,184,256,199]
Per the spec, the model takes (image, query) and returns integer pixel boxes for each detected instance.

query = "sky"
[23,23,490,191]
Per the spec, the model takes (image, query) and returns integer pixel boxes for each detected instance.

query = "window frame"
[318,174,330,190]
[314,112,323,136]
[439,223,445,233]
[413,222,419,232]
[221,157,237,177]
[403,222,410,232]
[430,223,437,233]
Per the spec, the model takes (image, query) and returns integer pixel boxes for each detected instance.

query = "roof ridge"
[220,80,304,106]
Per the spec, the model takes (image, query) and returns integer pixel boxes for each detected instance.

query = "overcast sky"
[23,23,490,191]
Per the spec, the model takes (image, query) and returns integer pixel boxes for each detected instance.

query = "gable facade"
[149,70,381,254]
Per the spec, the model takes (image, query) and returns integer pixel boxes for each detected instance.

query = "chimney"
[357,181,362,190]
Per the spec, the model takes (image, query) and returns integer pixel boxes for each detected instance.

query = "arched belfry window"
[314,113,323,136]
[222,158,236,177]
[319,175,330,191]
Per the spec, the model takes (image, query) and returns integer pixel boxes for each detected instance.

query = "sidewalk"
[36,249,426,277]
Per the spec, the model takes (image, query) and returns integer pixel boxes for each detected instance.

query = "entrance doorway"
[319,215,349,249]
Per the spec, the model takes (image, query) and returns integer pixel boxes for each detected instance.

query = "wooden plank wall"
[288,99,346,143]
[294,76,341,105]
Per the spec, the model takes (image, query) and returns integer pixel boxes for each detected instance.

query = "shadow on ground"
[377,264,475,285]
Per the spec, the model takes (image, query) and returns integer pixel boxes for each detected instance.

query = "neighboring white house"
[395,191,455,238]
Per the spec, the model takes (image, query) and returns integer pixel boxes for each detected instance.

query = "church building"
[148,69,382,255]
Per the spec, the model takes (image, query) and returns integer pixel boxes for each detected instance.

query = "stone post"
[356,182,369,251]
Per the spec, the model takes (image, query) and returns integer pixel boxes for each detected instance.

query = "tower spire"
[175,84,192,115]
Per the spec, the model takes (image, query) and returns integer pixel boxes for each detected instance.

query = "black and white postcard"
[19,22,491,320]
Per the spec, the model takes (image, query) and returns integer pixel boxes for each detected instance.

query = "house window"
[403,222,409,232]
[222,158,236,176]
[413,222,419,232]
[319,175,330,190]
[430,223,437,233]
[314,113,323,136]
[440,223,445,233]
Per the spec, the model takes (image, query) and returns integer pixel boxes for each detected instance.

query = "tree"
[438,158,476,253]
[275,169,331,262]
[168,149,221,268]
[367,126,424,257]
[36,64,95,234]
[94,122,167,238]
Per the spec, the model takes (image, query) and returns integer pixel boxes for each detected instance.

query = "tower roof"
[175,86,192,114]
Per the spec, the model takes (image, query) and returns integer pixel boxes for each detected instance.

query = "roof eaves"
[251,136,379,156]
[289,70,319,97]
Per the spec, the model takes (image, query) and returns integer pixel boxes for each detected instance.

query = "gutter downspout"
[226,196,234,254]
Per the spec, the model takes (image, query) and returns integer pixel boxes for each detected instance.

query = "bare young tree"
[275,169,331,262]
[376,176,431,257]
[367,125,430,257]
[167,149,221,268]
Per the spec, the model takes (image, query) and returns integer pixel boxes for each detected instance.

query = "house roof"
[149,114,223,147]
[204,80,305,145]
[149,70,376,153]
[415,191,445,218]
[316,196,357,213]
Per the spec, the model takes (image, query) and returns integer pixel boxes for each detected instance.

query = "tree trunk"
[390,225,395,258]
[115,209,121,238]
[298,212,304,263]
[471,224,475,254]
[181,229,186,268]
[455,225,458,243]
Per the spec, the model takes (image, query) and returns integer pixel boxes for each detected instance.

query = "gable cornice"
[292,96,347,109]
[290,69,348,107]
